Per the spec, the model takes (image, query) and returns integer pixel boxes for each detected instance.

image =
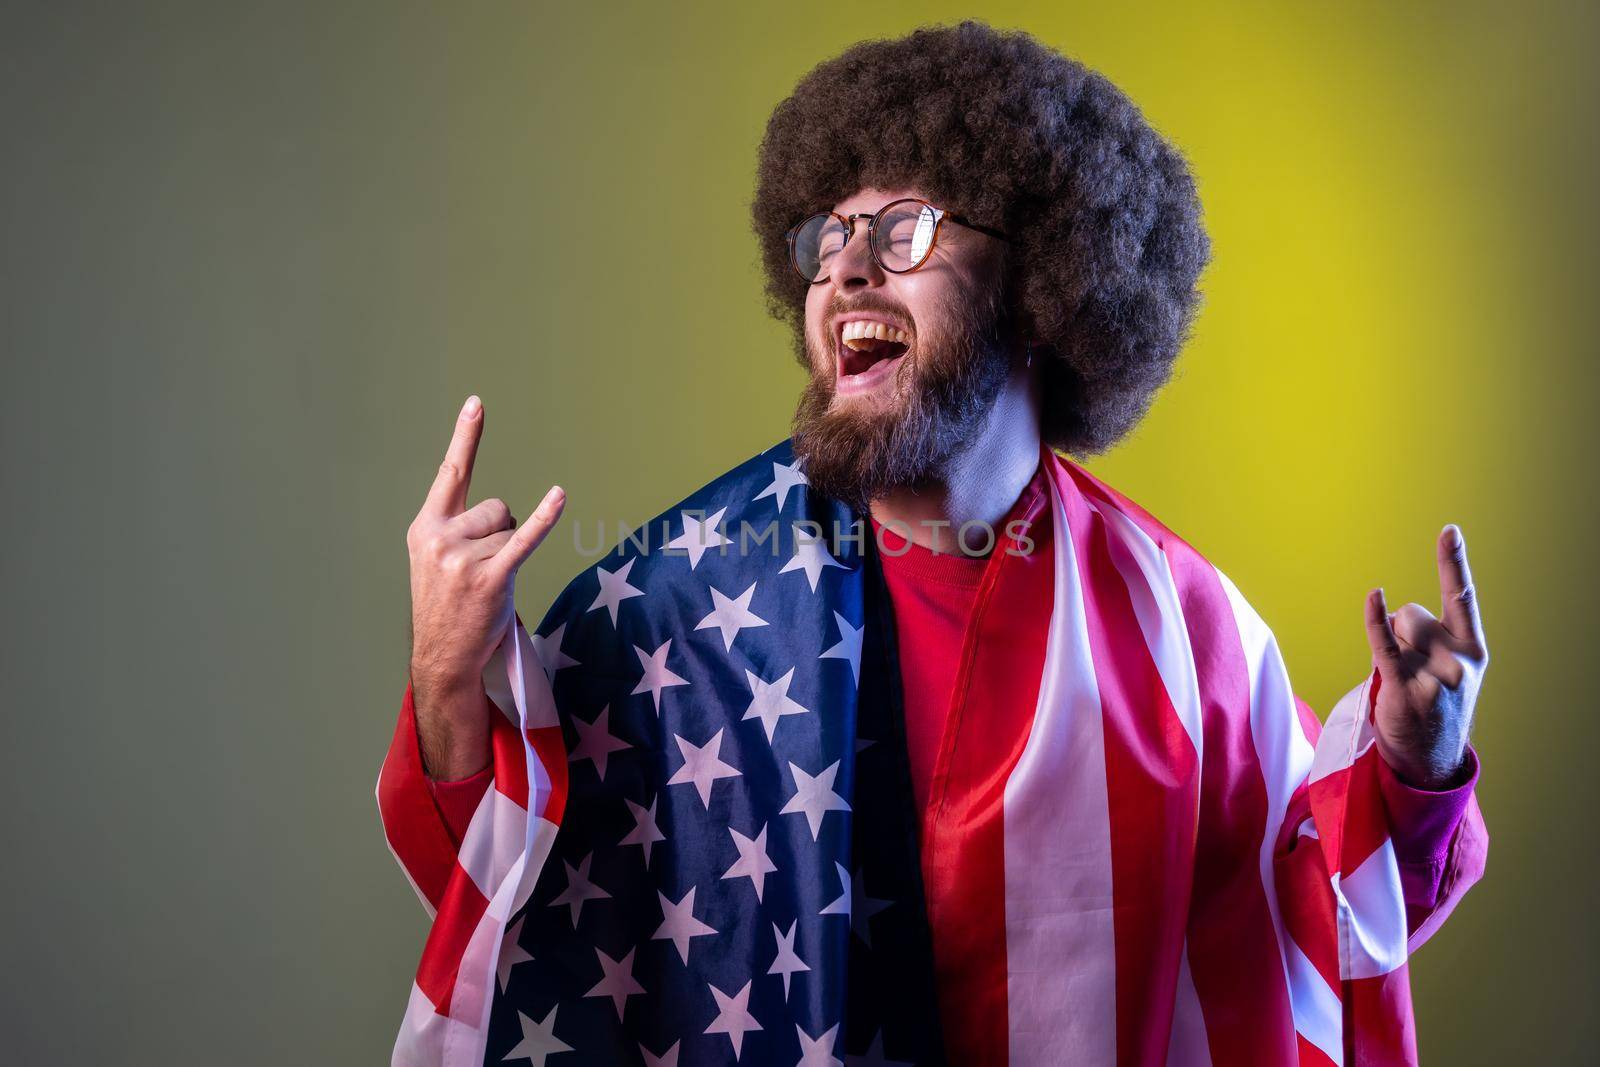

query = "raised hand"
[1363,524,1490,789]
[405,395,565,780]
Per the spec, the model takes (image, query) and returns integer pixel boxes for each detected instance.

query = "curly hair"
[751,20,1211,457]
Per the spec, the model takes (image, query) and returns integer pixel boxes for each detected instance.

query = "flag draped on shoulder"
[377,439,1485,1066]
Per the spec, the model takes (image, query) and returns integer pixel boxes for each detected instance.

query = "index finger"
[421,395,484,518]
[1435,523,1486,647]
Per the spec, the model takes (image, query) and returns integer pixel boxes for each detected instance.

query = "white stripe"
[1336,836,1408,980]
[1165,942,1214,1067]
[1286,941,1344,1066]
[1091,499,1205,765]
[459,787,530,903]
[1003,467,1117,1066]
[1216,572,1315,1033]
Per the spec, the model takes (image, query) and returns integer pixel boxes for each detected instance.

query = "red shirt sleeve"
[1378,744,1482,916]
[429,765,494,847]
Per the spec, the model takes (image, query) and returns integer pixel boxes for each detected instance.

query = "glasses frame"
[784,196,1011,285]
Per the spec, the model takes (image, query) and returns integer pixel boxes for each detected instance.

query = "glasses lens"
[792,214,847,282]
[874,200,939,271]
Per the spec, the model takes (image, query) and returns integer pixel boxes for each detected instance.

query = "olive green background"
[2,2,1594,1063]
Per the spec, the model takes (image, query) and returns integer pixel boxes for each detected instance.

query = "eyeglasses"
[785,197,1010,284]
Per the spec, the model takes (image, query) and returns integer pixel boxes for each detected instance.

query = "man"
[378,21,1488,1067]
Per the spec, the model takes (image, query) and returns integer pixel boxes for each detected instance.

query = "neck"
[870,363,1041,555]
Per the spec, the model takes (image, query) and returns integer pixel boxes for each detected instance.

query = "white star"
[797,1023,844,1067]
[667,728,742,808]
[496,916,534,993]
[502,1005,572,1064]
[844,1030,913,1067]
[819,612,863,685]
[652,887,718,964]
[779,759,850,841]
[568,704,630,780]
[741,667,811,744]
[631,639,690,715]
[705,979,763,1059]
[584,945,645,1021]
[695,581,768,652]
[588,557,645,625]
[531,622,579,677]
[548,852,610,927]
[780,531,847,592]
[753,460,808,511]
[666,507,732,570]
[819,862,891,947]
[766,920,810,1000]
[722,823,778,902]
[620,794,666,869]
[639,1041,680,1067]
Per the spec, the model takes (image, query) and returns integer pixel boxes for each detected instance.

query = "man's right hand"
[406,395,565,781]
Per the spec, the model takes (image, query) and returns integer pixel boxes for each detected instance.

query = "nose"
[825,219,886,292]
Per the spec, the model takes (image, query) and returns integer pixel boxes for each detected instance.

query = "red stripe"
[1055,459,1196,1065]
[377,683,463,912]
[918,482,1052,1065]
[1063,458,1297,1062]
[1296,1033,1341,1067]
[1348,968,1418,1066]
[414,862,493,1015]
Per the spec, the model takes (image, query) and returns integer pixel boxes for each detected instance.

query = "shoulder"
[1051,451,1267,650]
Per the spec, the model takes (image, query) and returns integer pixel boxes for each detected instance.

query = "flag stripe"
[1002,458,1117,1065]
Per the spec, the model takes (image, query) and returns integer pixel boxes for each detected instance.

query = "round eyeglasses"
[785,197,1010,284]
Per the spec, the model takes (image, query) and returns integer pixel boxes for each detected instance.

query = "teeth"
[840,319,910,351]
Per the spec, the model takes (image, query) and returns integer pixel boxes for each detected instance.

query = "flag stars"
[820,862,891,947]
[722,823,779,902]
[584,945,646,1021]
[639,1041,681,1067]
[496,916,534,994]
[667,728,742,808]
[819,611,863,685]
[780,530,847,591]
[652,887,718,964]
[753,459,808,511]
[797,1023,845,1067]
[619,794,666,869]
[631,639,689,716]
[568,704,630,780]
[779,759,850,841]
[704,979,763,1059]
[548,852,611,927]
[696,581,769,652]
[742,667,811,744]
[667,507,732,570]
[588,557,645,625]
[531,622,579,677]
[767,919,810,1000]
[502,1005,572,1065]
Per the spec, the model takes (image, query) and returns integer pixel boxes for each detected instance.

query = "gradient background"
[3,2,1595,1063]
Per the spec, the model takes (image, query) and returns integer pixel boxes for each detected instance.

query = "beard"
[790,280,1013,513]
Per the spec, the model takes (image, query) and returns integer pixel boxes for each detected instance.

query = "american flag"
[377,440,1484,1066]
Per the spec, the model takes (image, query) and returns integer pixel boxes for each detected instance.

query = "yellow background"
[2,2,1593,1061]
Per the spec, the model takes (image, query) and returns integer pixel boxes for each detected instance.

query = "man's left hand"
[1363,524,1490,790]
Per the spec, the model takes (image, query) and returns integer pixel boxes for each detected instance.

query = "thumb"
[1364,586,1406,682]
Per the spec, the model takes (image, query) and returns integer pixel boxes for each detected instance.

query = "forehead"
[828,186,930,215]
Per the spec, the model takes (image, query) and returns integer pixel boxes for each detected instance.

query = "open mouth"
[835,318,911,393]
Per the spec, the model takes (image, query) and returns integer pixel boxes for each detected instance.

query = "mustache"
[824,292,914,334]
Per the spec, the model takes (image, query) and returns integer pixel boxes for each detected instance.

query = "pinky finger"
[496,485,566,571]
